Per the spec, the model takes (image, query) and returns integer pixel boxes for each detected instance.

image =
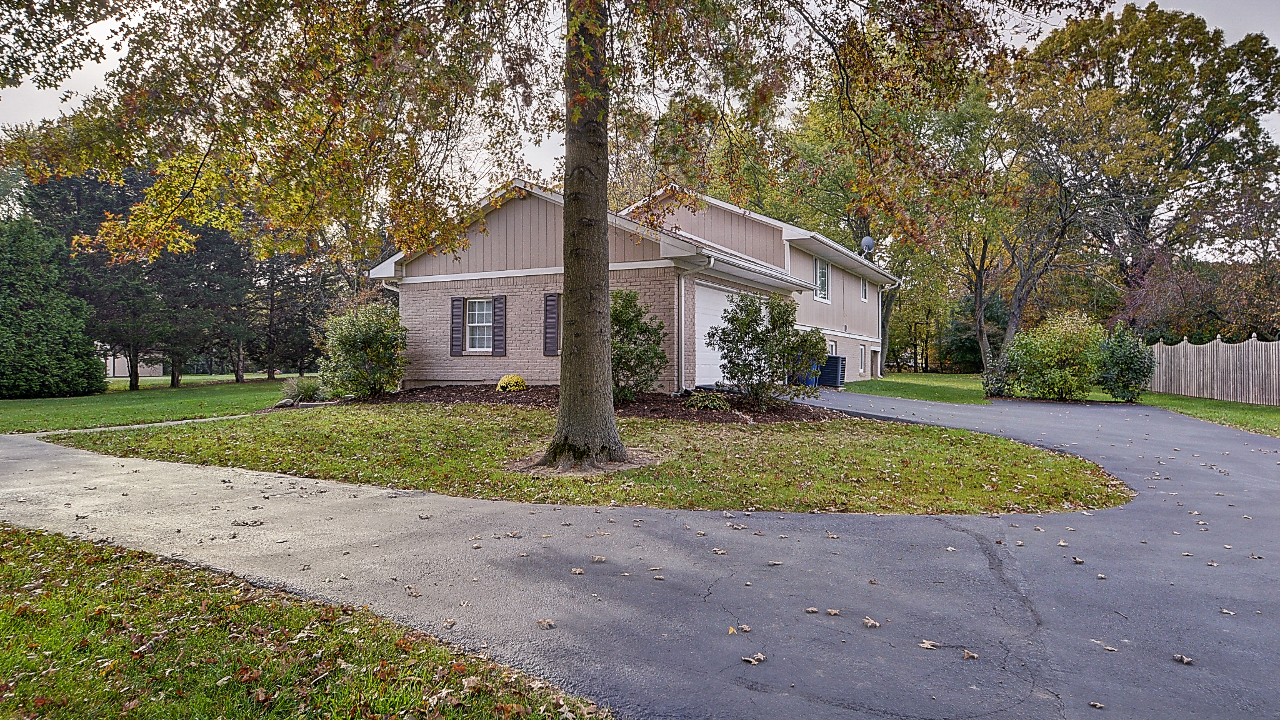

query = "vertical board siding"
[1150,335,1279,406]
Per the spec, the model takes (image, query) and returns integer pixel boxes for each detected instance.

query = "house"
[99,346,164,378]
[369,180,898,392]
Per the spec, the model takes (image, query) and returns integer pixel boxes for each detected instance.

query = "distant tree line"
[1,170,383,398]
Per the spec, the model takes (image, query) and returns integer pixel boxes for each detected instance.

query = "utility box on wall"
[818,355,846,387]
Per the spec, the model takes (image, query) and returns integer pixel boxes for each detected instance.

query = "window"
[827,340,837,356]
[466,298,493,351]
[859,344,867,372]
[815,258,830,301]
[860,276,868,302]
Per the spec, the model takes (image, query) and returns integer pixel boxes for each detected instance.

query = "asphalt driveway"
[1,390,1278,719]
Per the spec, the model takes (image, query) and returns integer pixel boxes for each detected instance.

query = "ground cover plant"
[1141,392,1280,439]
[52,403,1131,514]
[0,524,603,719]
[0,380,282,434]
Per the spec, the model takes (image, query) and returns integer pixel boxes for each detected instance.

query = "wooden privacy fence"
[1150,334,1280,406]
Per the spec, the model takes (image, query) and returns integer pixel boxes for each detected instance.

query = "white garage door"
[695,283,735,386]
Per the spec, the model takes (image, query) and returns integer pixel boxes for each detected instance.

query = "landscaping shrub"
[683,391,732,412]
[317,303,407,399]
[281,376,329,402]
[1003,311,1105,401]
[982,353,1014,398]
[610,290,668,402]
[1098,327,1155,402]
[705,293,828,410]
[497,374,528,392]
[0,219,108,399]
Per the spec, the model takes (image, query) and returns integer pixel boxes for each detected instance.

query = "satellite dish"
[860,236,875,254]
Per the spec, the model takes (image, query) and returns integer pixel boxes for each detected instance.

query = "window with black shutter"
[543,293,561,356]
[491,295,506,356]
[450,297,464,356]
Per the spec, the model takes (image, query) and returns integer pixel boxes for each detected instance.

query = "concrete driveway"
[2,391,1278,719]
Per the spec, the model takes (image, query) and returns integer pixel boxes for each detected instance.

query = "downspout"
[381,280,400,294]
[675,255,714,394]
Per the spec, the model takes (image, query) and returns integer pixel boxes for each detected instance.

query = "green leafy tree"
[1098,327,1155,402]
[609,290,667,403]
[0,219,107,398]
[317,303,406,399]
[706,293,828,411]
[3,0,1104,466]
[1003,311,1105,401]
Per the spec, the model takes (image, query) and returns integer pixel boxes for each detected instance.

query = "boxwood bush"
[1098,328,1155,402]
[317,303,407,399]
[610,290,667,402]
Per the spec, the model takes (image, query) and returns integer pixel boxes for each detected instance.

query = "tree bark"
[539,0,627,468]
[233,340,245,383]
[127,346,140,391]
[169,359,182,388]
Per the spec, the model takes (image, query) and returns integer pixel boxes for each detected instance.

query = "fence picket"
[1150,334,1279,406]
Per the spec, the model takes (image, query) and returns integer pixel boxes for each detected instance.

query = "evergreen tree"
[0,219,107,398]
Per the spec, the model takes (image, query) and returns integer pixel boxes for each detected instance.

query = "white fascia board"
[795,323,881,344]
[397,259,677,284]
[786,234,898,285]
[699,250,816,292]
[368,252,405,279]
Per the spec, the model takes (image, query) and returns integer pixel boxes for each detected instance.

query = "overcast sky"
[3,0,1279,171]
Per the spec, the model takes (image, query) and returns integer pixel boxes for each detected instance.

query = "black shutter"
[450,297,464,356]
[491,295,506,356]
[543,293,560,356]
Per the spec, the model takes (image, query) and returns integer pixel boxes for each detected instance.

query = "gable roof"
[620,186,899,286]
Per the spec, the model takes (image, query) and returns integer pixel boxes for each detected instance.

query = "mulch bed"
[378,385,846,423]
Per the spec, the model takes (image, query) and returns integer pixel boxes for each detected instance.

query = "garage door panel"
[695,284,734,386]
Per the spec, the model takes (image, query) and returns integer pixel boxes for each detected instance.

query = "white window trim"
[465,298,494,352]
[860,276,868,302]
[859,344,867,372]
[814,258,831,304]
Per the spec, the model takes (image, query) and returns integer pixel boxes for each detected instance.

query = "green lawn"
[1,380,283,434]
[106,373,273,391]
[52,403,1131,515]
[0,524,601,720]
[846,372,1280,438]
[846,373,992,404]
[1141,392,1280,438]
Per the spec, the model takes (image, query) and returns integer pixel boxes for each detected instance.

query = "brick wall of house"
[398,266,681,391]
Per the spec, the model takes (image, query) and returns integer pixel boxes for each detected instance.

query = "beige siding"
[404,194,658,277]
[790,247,881,379]
[661,203,785,268]
[399,267,680,391]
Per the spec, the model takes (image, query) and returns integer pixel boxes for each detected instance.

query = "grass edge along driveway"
[50,403,1132,515]
[1,381,283,434]
[848,372,1280,438]
[0,524,605,720]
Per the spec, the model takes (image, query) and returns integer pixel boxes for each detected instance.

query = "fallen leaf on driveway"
[696,531,706,537]
[826,531,839,539]
[863,617,880,628]
[1221,609,1235,615]
[741,652,766,665]
[1034,526,1044,532]
[1090,702,1105,709]
[571,568,584,575]
[918,640,939,650]
[653,575,665,581]
[537,619,556,630]
[711,548,727,555]
[826,609,840,616]
[592,556,606,563]
[1097,574,1107,580]
[728,627,737,634]
[805,607,819,614]
[404,585,420,597]
[1173,654,1194,665]
[1182,553,1194,557]
[1072,557,1084,564]
[443,619,456,629]
[1207,560,1219,566]
[963,650,978,660]
[1016,541,1025,547]
[1250,553,1265,560]
[738,624,751,633]
[945,547,957,552]
[767,561,782,566]
[1058,540,1069,547]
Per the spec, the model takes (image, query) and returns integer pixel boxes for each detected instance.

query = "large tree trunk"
[127,346,140,391]
[879,285,897,377]
[539,0,626,468]
[233,340,245,383]
[169,359,182,388]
